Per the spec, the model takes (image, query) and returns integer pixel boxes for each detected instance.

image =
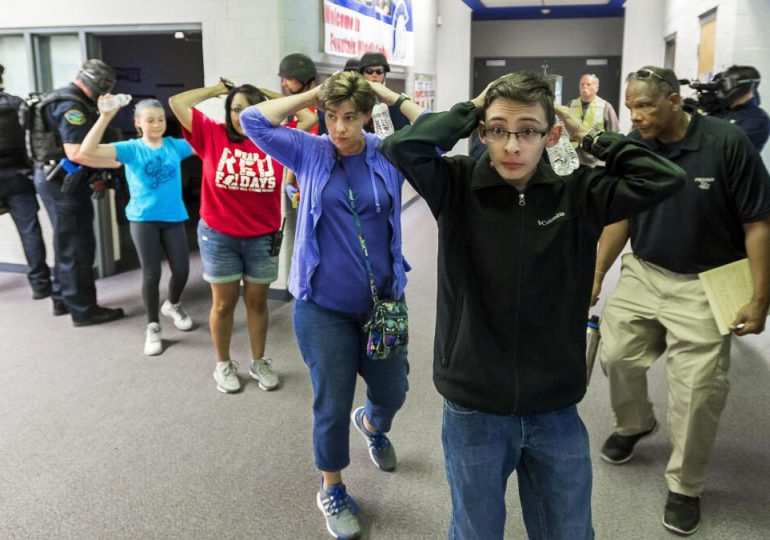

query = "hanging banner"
[323,0,414,66]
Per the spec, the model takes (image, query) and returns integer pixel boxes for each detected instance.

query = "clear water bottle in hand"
[546,120,580,175]
[99,93,132,113]
[585,315,601,384]
[372,102,395,139]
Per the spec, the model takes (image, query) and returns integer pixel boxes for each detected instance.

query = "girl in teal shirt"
[81,98,195,356]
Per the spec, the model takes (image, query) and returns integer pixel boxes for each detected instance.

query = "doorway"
[473,56,623,112]
[93,31,204,273]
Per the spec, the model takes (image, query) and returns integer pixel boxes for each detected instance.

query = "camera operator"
[714,65,770,152]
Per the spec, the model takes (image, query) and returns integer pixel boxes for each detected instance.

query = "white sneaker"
[161,300,193,331]
[249,358,280,391]
[144,322,163,356]
[213,360,241,393]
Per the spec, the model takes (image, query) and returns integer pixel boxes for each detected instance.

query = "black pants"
[1,181,50,294]
[129,220,189,323]
[34,168,97,320]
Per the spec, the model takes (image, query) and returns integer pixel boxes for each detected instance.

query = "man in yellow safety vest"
[569,73,620,166]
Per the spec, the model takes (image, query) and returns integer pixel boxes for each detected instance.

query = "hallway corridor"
[1,199,768,539]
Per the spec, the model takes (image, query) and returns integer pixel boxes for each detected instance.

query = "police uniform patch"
[64,109,86,126]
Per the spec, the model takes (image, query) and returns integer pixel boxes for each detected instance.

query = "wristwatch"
[394,92,410,109]
[581,127,603,153]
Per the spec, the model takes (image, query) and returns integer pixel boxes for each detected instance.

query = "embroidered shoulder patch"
[63,109,86,126]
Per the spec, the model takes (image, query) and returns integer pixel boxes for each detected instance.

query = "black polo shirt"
[628,112,770,274]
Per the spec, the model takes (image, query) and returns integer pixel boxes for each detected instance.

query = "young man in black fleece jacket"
[379,71,686,540]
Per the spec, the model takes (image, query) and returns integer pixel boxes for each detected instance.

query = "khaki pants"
[600,254,730,497]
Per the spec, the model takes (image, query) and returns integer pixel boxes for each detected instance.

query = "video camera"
[680,71,761,115]
[680,74,728,115]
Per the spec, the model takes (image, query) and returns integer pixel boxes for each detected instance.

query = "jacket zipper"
[512,192,525,413]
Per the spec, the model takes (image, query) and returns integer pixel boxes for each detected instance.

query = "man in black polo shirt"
[593,66,770,536]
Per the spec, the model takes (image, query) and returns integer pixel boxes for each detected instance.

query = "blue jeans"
[442,401,594,540]
[293,299,409,472]
[4,189,50,293]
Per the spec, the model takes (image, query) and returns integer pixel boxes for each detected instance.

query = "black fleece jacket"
[379,102,686,415]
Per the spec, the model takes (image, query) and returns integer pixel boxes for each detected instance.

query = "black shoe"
[72,306,124,327]
[53,300,69,316]
[600,421,658,464]
[662,491,700,535]
[33,287,52,300]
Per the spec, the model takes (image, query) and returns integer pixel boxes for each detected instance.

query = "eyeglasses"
[484,126,548,144]
[630,68,677,92]
[364,68,385,75]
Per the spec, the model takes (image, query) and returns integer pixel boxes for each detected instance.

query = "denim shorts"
[197,219,278,284]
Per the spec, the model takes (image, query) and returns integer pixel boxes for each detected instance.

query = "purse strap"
[336,155,380,304]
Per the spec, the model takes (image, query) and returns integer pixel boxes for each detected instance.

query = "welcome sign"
[323,0,414,66]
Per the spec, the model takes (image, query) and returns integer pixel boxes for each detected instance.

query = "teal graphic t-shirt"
[114,137,193,222]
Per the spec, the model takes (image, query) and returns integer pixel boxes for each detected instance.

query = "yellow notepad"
[698,258,753,335]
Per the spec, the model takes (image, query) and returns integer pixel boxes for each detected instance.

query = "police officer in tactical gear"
[343,57,360,72]
[714,65,770,152]
[32,59,124,326]
[0,63,52,299]
[278,53,317,96]
[278,52,326,135]
[358,51,410,132]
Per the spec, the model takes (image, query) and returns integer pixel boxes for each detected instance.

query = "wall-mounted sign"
[323,0,414,66]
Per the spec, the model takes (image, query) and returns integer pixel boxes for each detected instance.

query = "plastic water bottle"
[586,315,601,384]
[99,93,132,113]
[372,102,394,139]
[546,120,580,175]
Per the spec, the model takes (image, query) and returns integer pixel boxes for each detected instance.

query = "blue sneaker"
[351,406,397,472]
[316,481,361,539]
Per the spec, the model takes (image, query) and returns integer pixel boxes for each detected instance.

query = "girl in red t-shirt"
[169,79,314,394]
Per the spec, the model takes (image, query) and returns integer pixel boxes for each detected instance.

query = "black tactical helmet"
[77,59,116,97]
[343,57,360,72]
[278,53,317,85]
[359,52,390,73]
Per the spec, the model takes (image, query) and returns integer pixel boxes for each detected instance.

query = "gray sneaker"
[351,406,396,472]
[213,360,240,393]
[250,358,280,391]
[316,480,361,539]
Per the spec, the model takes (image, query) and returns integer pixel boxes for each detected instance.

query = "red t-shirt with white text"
[183,108,283,237]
